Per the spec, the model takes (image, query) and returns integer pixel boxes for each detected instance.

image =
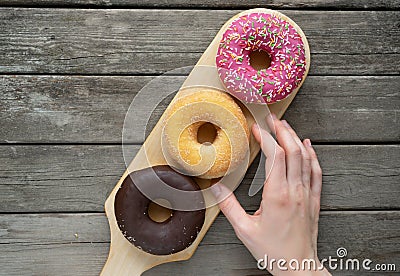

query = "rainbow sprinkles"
[216,12,307,104]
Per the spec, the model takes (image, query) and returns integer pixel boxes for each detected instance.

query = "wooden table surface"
[0,1,399,275]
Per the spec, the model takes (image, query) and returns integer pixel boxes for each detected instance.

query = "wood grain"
[1,75,399,143]
[0,145,398,213]
[0,9,399,75]
[0,212,399,275]
[0,4,398,275]
[1,0,399,9]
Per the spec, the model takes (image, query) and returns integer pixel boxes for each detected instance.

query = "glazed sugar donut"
[162,89,250,179]
[216,11,309,104]
[114,166,206,255]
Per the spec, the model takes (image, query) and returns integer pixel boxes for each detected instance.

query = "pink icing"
[216,12,307,104]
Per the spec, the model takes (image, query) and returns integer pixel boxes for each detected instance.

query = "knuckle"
[275,146,285,159]
[314,166,323,178]
[310,149,318,159]
[278,186,290,205]
[303,150,311,161]
[314,196,321,208]
[288,147,302,157]
[294,184,305,202]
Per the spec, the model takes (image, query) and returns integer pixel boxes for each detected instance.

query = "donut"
[114,165,206,255]
[216,11,309,104]
[162,89,250,179]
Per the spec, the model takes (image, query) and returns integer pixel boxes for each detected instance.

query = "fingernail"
[282,120,291,129]
[305,139,312,147]
[210,183,222,198]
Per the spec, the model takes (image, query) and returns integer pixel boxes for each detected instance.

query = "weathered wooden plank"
[0,145,398,212]
[1,0,399,9]
[0,145,124,212]
[0,9,399,75]
[0,212,399,275]
[1,75,399,143]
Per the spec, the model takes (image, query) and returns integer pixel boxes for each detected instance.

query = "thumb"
[210,183,250,230]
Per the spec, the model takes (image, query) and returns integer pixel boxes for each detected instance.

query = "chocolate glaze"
[114,165,206,255]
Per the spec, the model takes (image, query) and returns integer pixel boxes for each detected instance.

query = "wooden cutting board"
[101,8,310,275]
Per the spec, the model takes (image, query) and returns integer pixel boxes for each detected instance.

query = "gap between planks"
[0,2,399,11]
[1,209,400,215]
[0,142,399,146]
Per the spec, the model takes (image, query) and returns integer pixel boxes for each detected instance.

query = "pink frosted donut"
[216,12,308,104]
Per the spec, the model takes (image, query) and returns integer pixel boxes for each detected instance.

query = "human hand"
[211,115,331,275]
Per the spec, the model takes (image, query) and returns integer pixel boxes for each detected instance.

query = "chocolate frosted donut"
[114,165,206,255]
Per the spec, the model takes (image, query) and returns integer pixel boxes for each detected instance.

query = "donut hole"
[197,122,218,144]
[148,199,173,223]
[249,50,271,71]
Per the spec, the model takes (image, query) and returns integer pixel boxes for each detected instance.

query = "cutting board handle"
[101,221,159,276]
[101,242,153,276]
